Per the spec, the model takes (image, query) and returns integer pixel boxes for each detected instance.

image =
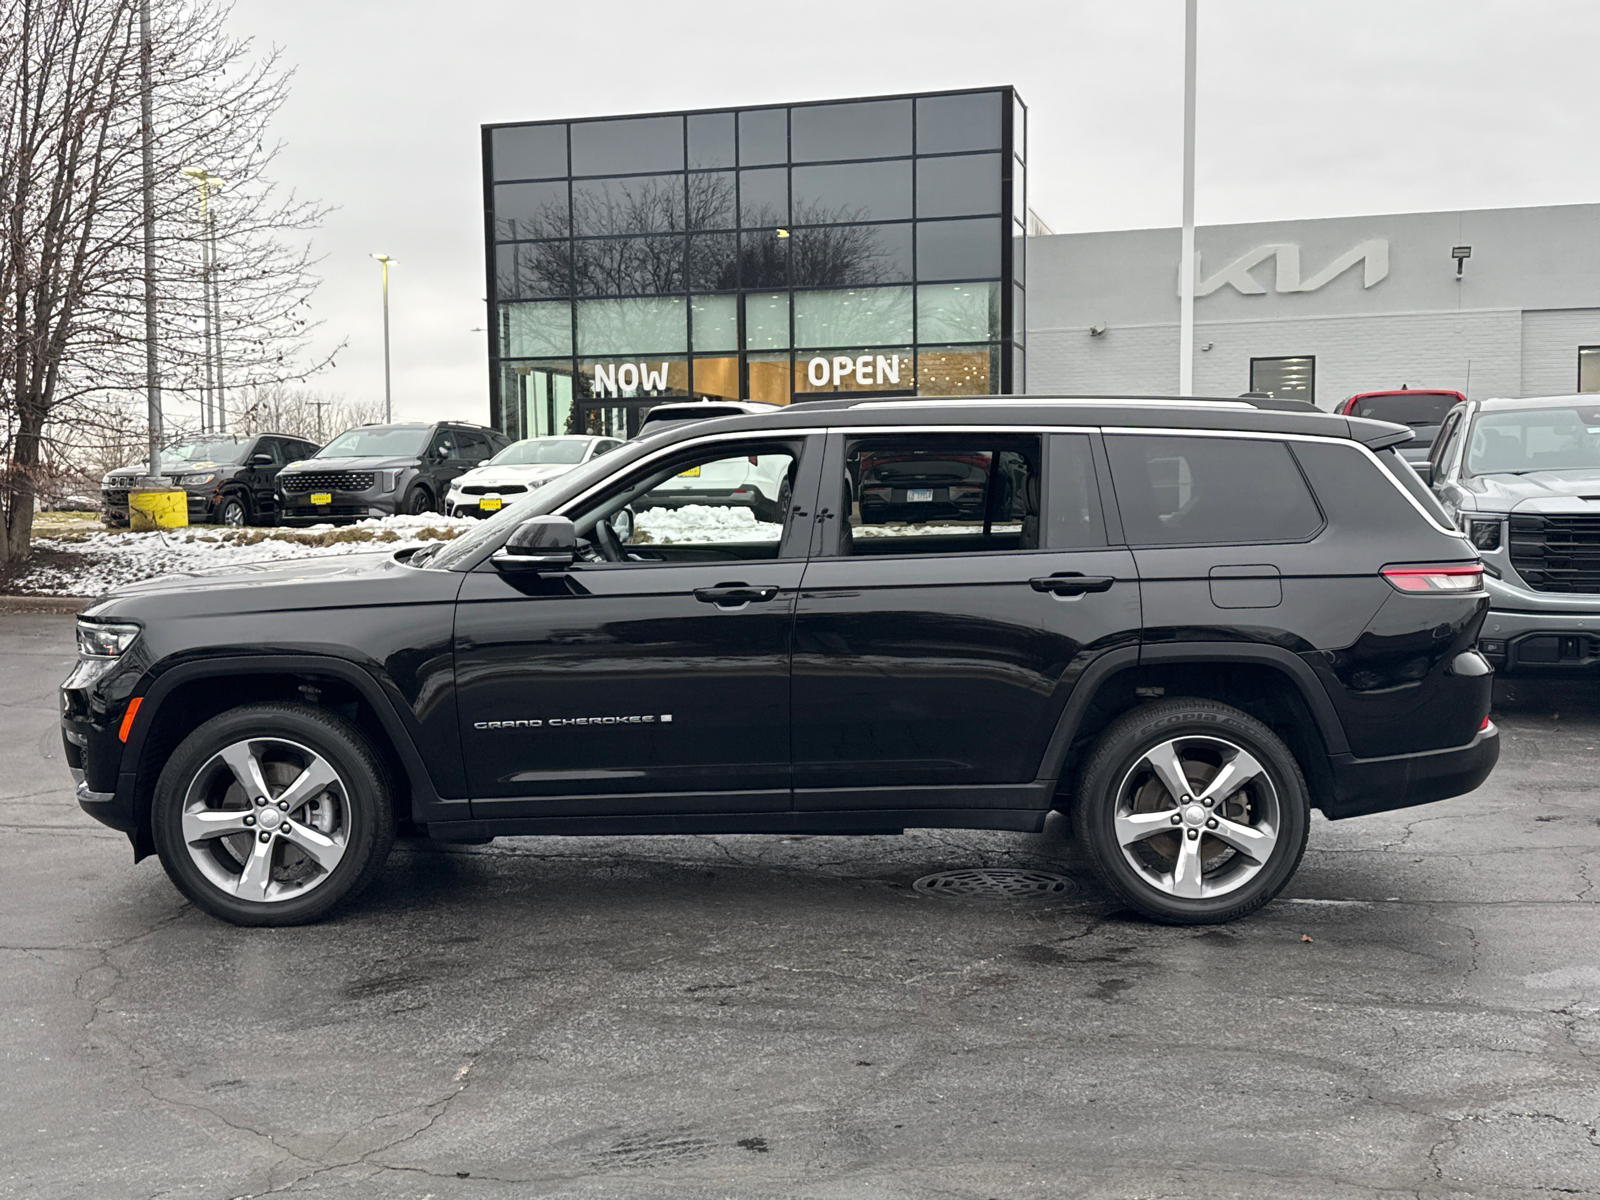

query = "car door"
[250,437,286,515]
[790,429,1141,812]
[453,431,824,820]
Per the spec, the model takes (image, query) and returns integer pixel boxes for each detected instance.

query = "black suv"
[63,396,1499,926]
[100,433,321,527]
[275,421,509,525]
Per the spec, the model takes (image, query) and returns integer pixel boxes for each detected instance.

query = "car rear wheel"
[151,703,396,926]
[1072,698,1310,924]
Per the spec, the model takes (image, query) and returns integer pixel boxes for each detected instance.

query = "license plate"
[309,492,332,505]
[906,488,934,503]
[479,496,502,511]
[677,465,700,477]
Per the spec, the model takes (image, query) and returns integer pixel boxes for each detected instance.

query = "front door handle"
[693,583,781,606]
[1030,573,1116,596]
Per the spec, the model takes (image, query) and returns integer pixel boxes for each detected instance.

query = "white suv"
[447,435,622,518]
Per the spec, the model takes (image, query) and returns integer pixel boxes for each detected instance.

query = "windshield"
[1349,393,1458,426]
[490,438,589,466]
[1466,406,1600,475]
[317,427,429,458]
[164,438,248,465]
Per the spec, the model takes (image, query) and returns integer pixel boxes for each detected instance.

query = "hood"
[1464,469,1600,513]
[280,455,417,472]
[452,462,574,488]
[105,463,227,481]
[83,549,461,624]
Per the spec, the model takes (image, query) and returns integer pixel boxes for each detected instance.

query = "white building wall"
[1031,310,1523,406]
[1520,308,1600,396]
[1024,203,1600,409]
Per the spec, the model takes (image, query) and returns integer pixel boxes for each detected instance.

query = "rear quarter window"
[1371,446,1453,526]
[1105,434,1323,546]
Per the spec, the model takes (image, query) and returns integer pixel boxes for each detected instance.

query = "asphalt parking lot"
[3,610,1599,1199]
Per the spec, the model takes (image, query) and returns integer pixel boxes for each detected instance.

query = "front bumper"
[1322,721,1500,820]
[1478,608,1600,673]
[279,488,399,525]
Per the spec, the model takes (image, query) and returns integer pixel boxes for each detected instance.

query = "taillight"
[1380,564,1484,593]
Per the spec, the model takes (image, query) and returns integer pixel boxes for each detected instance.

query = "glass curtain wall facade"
[484,88,1026,438]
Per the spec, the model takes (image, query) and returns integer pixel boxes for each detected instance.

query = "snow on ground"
[20,514,478,598]
[632,505,781,544]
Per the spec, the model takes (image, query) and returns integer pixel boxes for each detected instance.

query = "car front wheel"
[216,495,248,527]
[402,484,435,515]
[1072,698,1310,924]
[151,703,396,926]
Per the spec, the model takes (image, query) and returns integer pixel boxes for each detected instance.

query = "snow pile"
[22,513,477,598]
[632,505,782,544]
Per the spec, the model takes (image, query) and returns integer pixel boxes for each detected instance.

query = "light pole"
[138,0,162,483]
[1178,0,1198,396]
[182,167,223,432]
[371,254,395,422]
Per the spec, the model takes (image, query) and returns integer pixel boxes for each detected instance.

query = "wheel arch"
[1039,643,1347,819]
[118,655,450,861]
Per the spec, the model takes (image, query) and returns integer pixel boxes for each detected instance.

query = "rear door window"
[1105,434,1324,546]
[842,434,1043,555]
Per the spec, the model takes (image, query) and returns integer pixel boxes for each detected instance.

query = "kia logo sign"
[804,354,906,389]
[1186,239,1389,297]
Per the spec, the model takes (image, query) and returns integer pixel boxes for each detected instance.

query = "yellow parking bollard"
[128,488,189,530]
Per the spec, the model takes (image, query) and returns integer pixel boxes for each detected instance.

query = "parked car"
[1419,393,1600,674]
[1338,389,1464,465]
[64,394,1498,927]
[446,435,622,518]
[275,421,509,525]
[100,433,321,527]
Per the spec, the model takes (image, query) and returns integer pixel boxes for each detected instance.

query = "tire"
[151,703,397,926]
[402,484,435,516]
[215,494,249,527]
[1071,698,1310,925]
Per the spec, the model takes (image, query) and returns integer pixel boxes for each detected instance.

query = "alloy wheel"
[1112,735,1280,900]
[180,737,350,903]
[219,499,246,527]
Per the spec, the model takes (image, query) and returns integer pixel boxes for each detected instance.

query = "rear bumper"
[1321,721,1500,820]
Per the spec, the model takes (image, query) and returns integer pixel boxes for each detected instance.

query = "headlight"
[180,472,216,486]
[374,469,399,492]
[101,475,115,487]
[527,478,546,489]
[77,620,140,658]
[1466,517,1502,551]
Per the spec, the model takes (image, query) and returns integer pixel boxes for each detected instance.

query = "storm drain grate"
[912,868,1076,900]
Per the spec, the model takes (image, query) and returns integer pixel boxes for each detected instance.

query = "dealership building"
[482,88,1600,433]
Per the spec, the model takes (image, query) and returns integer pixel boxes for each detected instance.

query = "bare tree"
[0,0,338,561]
[232,383,381,445]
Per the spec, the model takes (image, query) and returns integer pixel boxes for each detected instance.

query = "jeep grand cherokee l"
[63,395,1498,927]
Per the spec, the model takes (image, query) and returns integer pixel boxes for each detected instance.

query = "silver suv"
[1423,394,1600,673]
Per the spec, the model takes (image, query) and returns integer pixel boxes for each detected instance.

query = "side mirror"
[250,453,274,466]
[492,515,575,571]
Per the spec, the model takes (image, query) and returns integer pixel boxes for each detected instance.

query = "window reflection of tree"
[499,186,914,300]
[921,283,1000,343]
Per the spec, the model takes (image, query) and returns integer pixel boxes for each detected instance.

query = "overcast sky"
[224,0,1600,425]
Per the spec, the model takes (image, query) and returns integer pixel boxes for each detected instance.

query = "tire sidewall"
[404,485,434,515]
[1076,701,1310,923]
[151,704,393,926]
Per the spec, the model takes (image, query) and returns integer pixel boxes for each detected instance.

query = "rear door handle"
[1030,573,1116,596]
[693,584,781,606]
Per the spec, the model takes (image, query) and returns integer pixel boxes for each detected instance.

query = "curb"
[0,595,94,614]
